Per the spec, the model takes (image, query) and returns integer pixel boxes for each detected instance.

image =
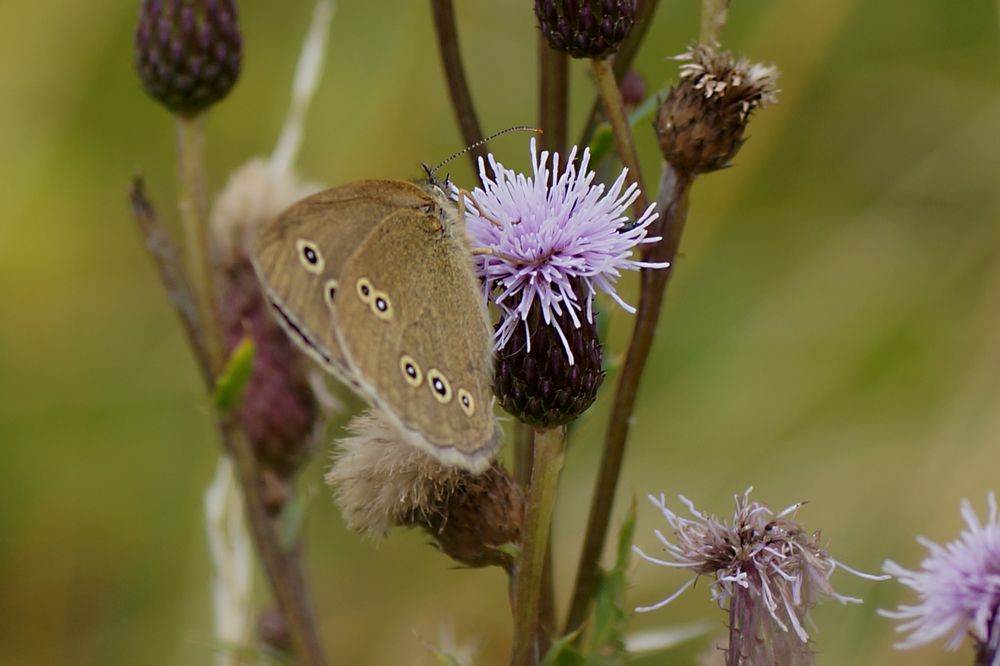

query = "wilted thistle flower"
[880,493,1000,666]
[634,489,885,665]
[459,137,662,427]
[535,0,636,59]
[326,412,524,570]
[656,45,779,175]
[135,0,242,116]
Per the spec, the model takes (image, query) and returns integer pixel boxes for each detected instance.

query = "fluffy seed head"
[327,412,522,569]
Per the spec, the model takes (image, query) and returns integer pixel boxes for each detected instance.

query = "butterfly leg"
[456,188,505,228]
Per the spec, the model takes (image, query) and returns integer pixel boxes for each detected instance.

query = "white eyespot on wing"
[457,388,475,416]
[400,354,422,387]
[426,369,452,404]
[370,290,393,320]
[296,239,325,274]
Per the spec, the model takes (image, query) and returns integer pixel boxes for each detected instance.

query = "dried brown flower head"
[327,412,523,570]
[656,45,779,175]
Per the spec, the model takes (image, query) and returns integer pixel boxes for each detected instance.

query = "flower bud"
[535,0,636,59]
[656,45,779,175]
[134,0,243,116]
[494,288,605,428]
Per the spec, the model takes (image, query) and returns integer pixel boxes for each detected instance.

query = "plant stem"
[511,426,566,666]
[514,421,535,490]
[577,0,661,150]
[564,163,693,634]
[130,177,213,388]
[590,57,648,216]
[538,35,568,154]
[699,0,730,44]
[177,114,223,374]
[129,183,328,666]
[429,0,488,177]
[221,416,328,666]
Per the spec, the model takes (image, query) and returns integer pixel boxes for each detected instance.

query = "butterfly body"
[253,180,500,472]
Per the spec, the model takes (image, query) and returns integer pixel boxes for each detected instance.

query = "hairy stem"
[177,115,223,374]
[590,57,648,216]
[564,163,693,634]
[220,418,327,666]
[130,177,213,388]
[578,0,661,150]
[511,427,566,666]
[699,0,730,44]
[539,35,568,154]
[429,0,488,177]
[130,183,328,666]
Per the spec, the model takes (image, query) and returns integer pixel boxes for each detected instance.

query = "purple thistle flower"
[634,489,886,665]
[880,493,1000,666]
[458,137,664,365]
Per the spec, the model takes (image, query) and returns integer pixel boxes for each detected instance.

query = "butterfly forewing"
[252,180,432,384]
[332,203,499,471]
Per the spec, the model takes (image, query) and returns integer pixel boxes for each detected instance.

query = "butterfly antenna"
[426,126,542,180]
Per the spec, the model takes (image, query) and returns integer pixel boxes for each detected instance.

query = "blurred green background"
[2,0,999,664]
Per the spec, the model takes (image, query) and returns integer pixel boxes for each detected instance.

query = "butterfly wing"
[333,204,500,472]
[252,180,433,385]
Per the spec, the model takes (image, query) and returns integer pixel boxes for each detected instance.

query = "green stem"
[699,0,731,44]
[514,421,535,491]
[590,57,648,217]
[564,164,694,635]
[176,114,223,373]
[511,427,566,666]
[539,35,568,154]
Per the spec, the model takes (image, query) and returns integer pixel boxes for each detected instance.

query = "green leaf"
[540,630,588,666]
[429,651,464,666]
[585,499,637,664]
[213,336,255,412]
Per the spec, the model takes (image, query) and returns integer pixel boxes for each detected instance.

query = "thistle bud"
[656,45,779,175]
[535,0,636,59]
[134,0,243,116]
[494,292,605,429]
[327,412,523,570]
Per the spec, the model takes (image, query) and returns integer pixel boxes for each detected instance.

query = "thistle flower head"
[657,45,779,174]
[880,493,1000,665]
[460,137,663,365]
[327,412,522,569]
[634,489,885,665]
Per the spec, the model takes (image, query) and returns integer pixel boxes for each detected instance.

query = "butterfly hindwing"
[332,202,499,471]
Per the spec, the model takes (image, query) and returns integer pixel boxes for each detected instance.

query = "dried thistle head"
[656,45,779,175]
[327,411,523,570]
[634,489,885,666]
